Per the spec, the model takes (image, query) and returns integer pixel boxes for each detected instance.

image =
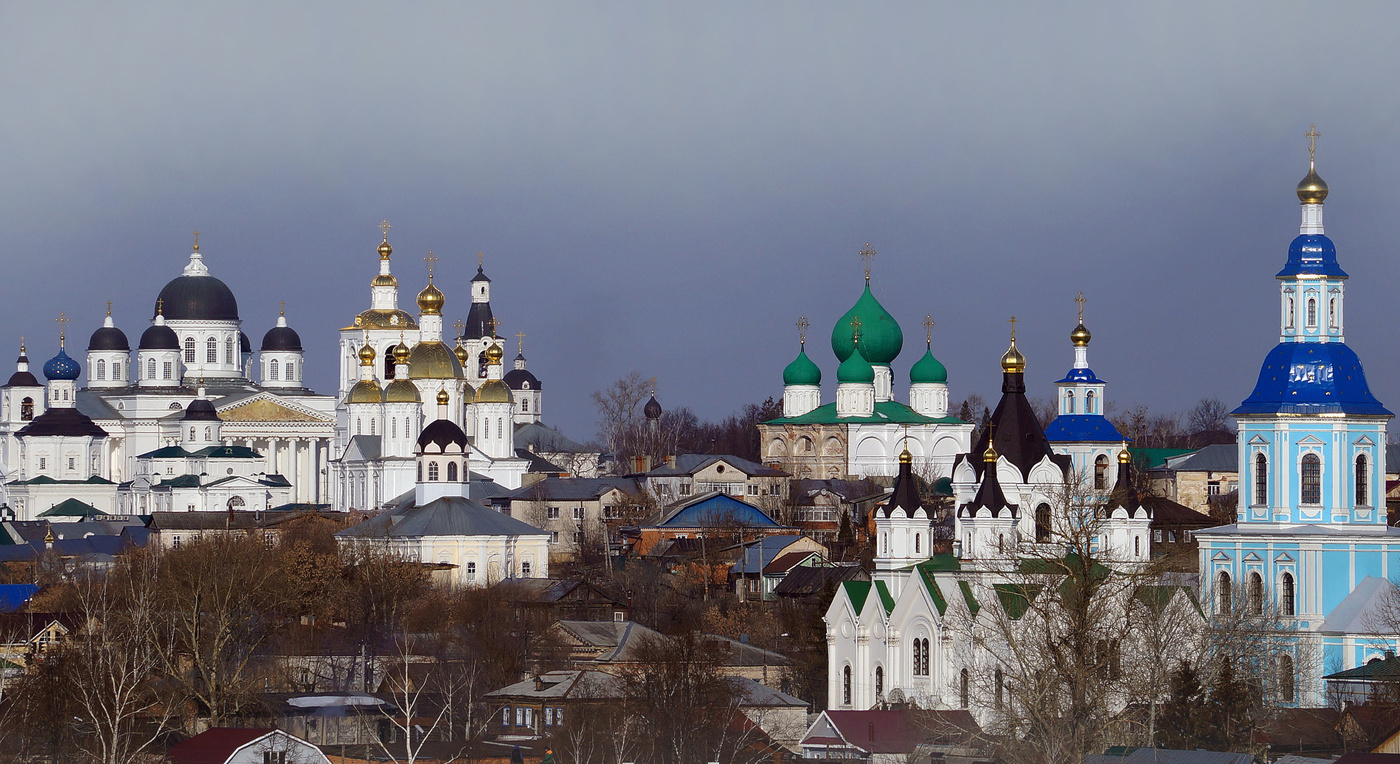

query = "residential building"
[167,728,330,764]
[499,476,642,562]
[643,454,787,506]
[731,534,828,602]
[799,709,983,764]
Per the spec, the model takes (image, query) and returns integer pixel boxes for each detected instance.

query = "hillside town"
[3,137,1400,764]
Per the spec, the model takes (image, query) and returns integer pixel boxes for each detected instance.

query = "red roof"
[168,728,274,764]
[764,551,818,575]
[817,710,979,754]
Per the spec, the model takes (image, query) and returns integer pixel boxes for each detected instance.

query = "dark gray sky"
[5,3,1400,442]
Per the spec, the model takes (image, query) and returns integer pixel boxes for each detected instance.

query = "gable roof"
[842,580,872,615]
[37,498,101,518]
[167,728,276,764]
[765,549,821,575]
[733,534,807,574]
[653,492,781,528]
[647,454,786,478]
[509,477,640,502]
[806,709,980,754]
[336,495,548,539]
[774,565,869,598]
[1164,444,1238,473]
[1320,576,1398,634]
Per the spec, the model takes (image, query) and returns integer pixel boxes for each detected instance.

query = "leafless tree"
[373,632,453,764]
[591,372,652,455]
[1187,397,1231,435]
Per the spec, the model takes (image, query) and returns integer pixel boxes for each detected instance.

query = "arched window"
[1281,572,1295,616]
[428,461,440,481]
[522,398,529,412]
[1255,453,1268,506]
[206,337,217,363]
[1307,297,1317,327]
[994,667,1004,710]
[1035,503,1051,543]
[94,359,106,380]
[114,360,122,380]
[147,358,156,379]
[842,666,852,706]
[1135,536,1141,557]
[1329,296,1337,328]
[355,418,361,435]
[959,668,970,708]
[203,427,211,441]
[914,533,920,554]
[1086,389,1096,414]
[370,418,376,435]
[269,359,279,380]
[1279,653,1295,703]
[163,361,172,380]
[184,337,195,362]
[1094,454,1109,490]
[189,427,196,441]
[384,349,396,379]
[20,397,33,421]
[1217,571,1232,615]
[921,638,930,676]
[286,361,295,380]
[417,462,422,481]
[391,417,397,438]
[1301,454,1322,505]
[998,534,1005,553]
[1357,454,1369,506]
[226,337,234,364]
[913,640,923,677]
[1286,294,1295,329]
[447,462,458,481]
[875,666,883,699]
[1065,390,1075,413]
[1248,572,1264,616]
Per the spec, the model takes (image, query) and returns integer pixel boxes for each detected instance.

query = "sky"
[4,3,1400,443]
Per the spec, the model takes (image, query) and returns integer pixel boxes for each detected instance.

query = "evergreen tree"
[1204,658,1257,751]
[1156,661,1209,750]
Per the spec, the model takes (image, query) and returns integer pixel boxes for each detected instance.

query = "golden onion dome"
[357,343,376,365]
[475,379,513,404]
[983,439,999,463]
[1118,447,1131,464]
[899,447,912,464]
[1071,323,1091,347]
[485,341,504,365]
[1297,167,1329,204]
[393,342,412,365]
[346,379,383,404]
[453,342,471,365]
[384,378,421,403]
[436,387,450,405]
[344,309,419,331]
[408,341,463,379]
[1000,339,1026,373]
[372,273,398,288]
[378,239,393,259]
[417,282,445,315]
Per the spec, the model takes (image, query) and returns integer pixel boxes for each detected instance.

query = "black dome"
[156,275,239,322]
[261,326,302,352]
[88,325,130,351]
[418,419,469,453]
[471,266,492,283]
[5,370,39,387]
[139,324,180,350]
[181,398,220,422]
[644,395,662,420]
[503,368,541,391]
[239,332,251,354]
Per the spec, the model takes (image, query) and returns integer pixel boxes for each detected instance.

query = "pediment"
[1296,435,1326,447]
[1243,551,1263,562]
[1274,552,1295,563]
[1354,435,1376,447]
[1248,435,1270,446]
[218,395,331,423]
[1210,551,1232,562]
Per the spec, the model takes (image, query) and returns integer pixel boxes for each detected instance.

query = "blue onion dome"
[43,349,80,381]
[909,345,948,384]
[831,284,903,365]
[783,346,822,386]
[644,395,663,420]
[837,345,876,384]
[139,324,179,350]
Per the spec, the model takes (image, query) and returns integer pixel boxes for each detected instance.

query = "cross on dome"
[850,315,862,343]
[106,300,113,317]
[923,315,934,346]
[1306,124,1320,167]
[1075,292,1086,322]
[487,317,501,337]
[859,243,876,281]
[192,229,200,251]
[1008,315,1018,340]
[55,312,69,347]
[379,219,392,239]
[516,331,526,355]
[797,316,809,346]
[423,252,438,281]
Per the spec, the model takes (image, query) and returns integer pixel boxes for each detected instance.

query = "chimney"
[534,675,544,691]
[667,455,677,468]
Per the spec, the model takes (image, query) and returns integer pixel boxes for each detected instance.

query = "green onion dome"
[909,345,948,384]
[831,284,903,365]
[837,346,876,384]
[783,346,822,386]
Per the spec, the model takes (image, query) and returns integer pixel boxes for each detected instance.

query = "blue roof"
[655,493,780,529]
[734,534,806,574]
[0,584,38,613]
[1276,234,1348,279]
[1056,368,1104,384]
[42,348,80,381]
[1234,341,1392,417]
[1043,415,1128,443]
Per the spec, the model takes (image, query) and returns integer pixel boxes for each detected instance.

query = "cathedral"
[329,224,543,511]
[758,256,973,481]
[0,239,336,520]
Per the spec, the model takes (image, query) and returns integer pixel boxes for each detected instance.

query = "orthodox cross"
[797,316,809,346]
[454,319,466,338]
[423,252,438,281]
[516,331,526,355]
[279,300,286,317]
[487,317,501,338]
[1306,124,1320,166]
[478,251,484,269]
[650,376,657,396]
[192,230,200,251]
[850,315,862,343]
[106,300,113,317]
[1008,315,1018,341]
[55,312,69,346]
[859,243,876,281]
[1075,291,1086,323]
[379,219,391,240]
[156,298,164,316]
[923,315,934,346]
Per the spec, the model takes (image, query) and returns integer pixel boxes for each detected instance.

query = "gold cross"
[106,300,112,317]
[192,230,200,251]
[1306,124,1320,165]
[859,243,876,281]
[797,316,809,346]
[379,219,391,240]
[55,312,69,346]
[478,251,484,269]
[423,252,438,281]
[487,317,501,337]
[850,315,862,343]
[1075,291,1086,323]
[279,300,286,317]
[516,331,526,355]
[923,315,934,345]
[156,298,164,316]
[1008,315,1018,341]
[650,376,656,395]
[454,319,466,338]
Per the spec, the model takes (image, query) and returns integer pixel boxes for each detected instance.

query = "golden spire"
[55,312,69,348]
[377,219,394,260]
[1001,316,1026,373]
[859,243,876,282]
[44,526,54,544]
[156,298,164,317]
[416,252,445,315]
[1118,441,1131,464]
[797,316,809,347]
[899,427,912,463]
[1071,292,1091,347]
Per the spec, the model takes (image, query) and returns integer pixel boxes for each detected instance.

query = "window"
[447,462,458,481]
[1255,453,1267,505]
[842,665,851,706]
[466,562,476,580]
[1094,455,1108,490]
[1281,572,1295,616]
[1307,297,1317,327]
[522,399,529,412]
[172,535,181,549]
[875,666,884,699]
[1301,454,1321,505]
[994,667,1004,710]
[1247,572,1264,616]
[1329,297,1336,328]
[1286,292,1295,329]
[269,359,279,380]
[550,532,559,543]
[522,561,532,577]
[20,397,33,421]
[206,337,217,363]
[391,417,397,438]
[1357,454,1369,506]
[184,337,195,362]
[1065,389,1075,413]
[428,461,440,481]
[1035,503,1051,543]
[263,752,287,764]
[114,360,122,380]
[163,361,173,379]
[914,533,920,554]
[679,484,692,496]
[545,707,553,726]
[502,707,510,726]
[95,359,105,380]
[1217,571,1232,615]
[555,707,563,726]
[1154,529,1163,543]
[38,457,46,470]
[1279,653,1295,703]
[356,419,362,436]
[548,506,560,519]
[1207,480,1221,496]
[1134,536,1141,557]
[572,506,584,520]
[147,358,156,379]
[67,457,74,470]
[226,337,234,364]
[286,361,295,379]
[960,668,970,708]
[747,484,758,496]
[1086,389,1096,414]
[189,427,196,441]
[913,639,922,676]
[573,530,584,545]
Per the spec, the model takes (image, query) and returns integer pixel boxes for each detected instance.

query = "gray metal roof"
[646,454,786,478]
[1319,575,1397,634]
[1163,444,1237,473]
[508,477,640,502]
[513,422,588,453]
[336,495,548,539]
[1084,750,1256,764]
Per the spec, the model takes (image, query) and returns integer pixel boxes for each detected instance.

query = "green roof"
[993,583,1041,620]
[916,565,948,615]
[842,580,872,614]
[836,346,875,384]
[920,553,961,572]
[38,498,100,517]
[1127,448,1196,470]
[195,445,262,459]
[138,446,193,459]
[873,580,895,615]
[909,344,948,384]
[783,346,822,387]
[959,581,980,616]
[159,475,201,488]
[765,399,964,426]
[832,283,903,365]
[8,474,114,486]
[1325,655,1400,681]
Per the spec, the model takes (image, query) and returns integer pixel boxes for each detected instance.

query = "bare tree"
[1187,397,1231,435]
[591,372,652,455]
[373,632,453,764]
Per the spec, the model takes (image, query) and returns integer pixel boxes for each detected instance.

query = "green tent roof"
[765,400,963,426]
[38,498,100,517]
[842,580,872,614]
